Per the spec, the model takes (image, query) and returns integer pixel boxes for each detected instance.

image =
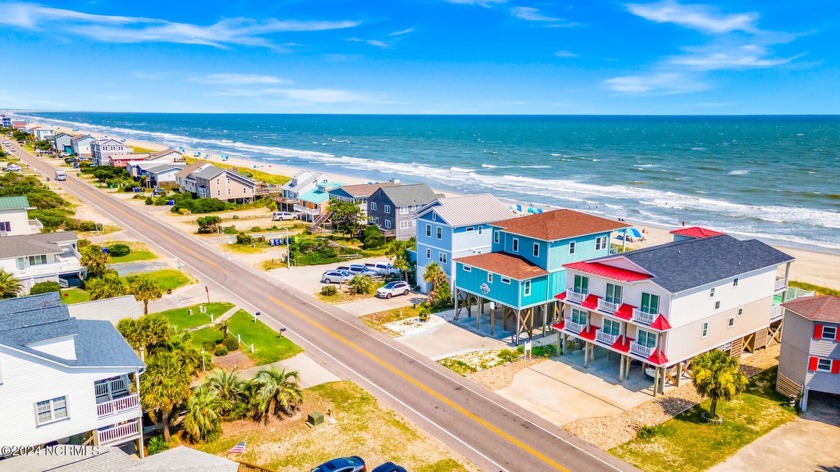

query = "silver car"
[376,281,411,299]
[321,270,353,284]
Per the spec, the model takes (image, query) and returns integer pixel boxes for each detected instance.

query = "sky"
[0,0,837,114]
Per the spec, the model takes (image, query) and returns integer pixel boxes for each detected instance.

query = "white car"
[365,263,400,276]
[376,281,411,299]
[321,270,353,284]
[272,211,295,221]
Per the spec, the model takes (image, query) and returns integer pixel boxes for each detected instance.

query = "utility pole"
[286,228,291,269]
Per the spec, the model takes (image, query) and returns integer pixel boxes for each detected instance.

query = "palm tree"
[80,246,110,279]
[250,368,303,424]
[164,328,202,375]
[0,270,22,298]
[385,239,411,281]
[182,387,231,443]
[86,272,126,300]
[128,275,163,314]
[347,275,374,295]
[205,368,246,417]
[423,262,450,307]
[140,351,192,442]
[216,319,231,338]
[690,350,748,420]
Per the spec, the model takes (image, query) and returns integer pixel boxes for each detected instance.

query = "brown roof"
[333,182,400,198]
[491,209,630,241]
[174,161,206,180]
[783,295,840,323]
[456,252,548,280]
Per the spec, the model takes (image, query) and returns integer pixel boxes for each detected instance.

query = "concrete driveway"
[709,392,840,472]
[395,316,510,360]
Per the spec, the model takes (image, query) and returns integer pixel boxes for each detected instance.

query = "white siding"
[668,268,775,328]
[0,208,32,236]
[778,312,814,385]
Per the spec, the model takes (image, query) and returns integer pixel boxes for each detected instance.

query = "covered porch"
[453,288,556,345]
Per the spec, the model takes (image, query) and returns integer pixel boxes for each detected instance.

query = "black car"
[371,462,407,472]
[311,456,366,472]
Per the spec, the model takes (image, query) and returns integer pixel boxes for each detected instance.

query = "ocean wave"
[728,169,750,175]
[481,164,499,169]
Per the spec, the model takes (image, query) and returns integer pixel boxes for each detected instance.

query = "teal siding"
[549,231,613,268]
[520,275,549,307]
[548,270,567,298]
[455,262,520,307]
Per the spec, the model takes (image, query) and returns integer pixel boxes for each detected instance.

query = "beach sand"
[45,122,840,291]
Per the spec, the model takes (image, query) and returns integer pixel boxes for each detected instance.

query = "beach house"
[177,163,256,203]
[91,138,132,166]
[554,232,794,393]
[776,296,840,411]
[0,196,41,237]
[414,194,514,292]
[141,163,185,189]
[0,231,85,291]
[34,127,55,141]
[146,149,185,163]
[1,115,11,128]
[278,170,330,212]
[295,181,342,223]
[0,292,145,455]
[453,210,629,342]
[328,180,401,219]
[367,183,437,240]
[53,133,74,155]
[70,135,95,158]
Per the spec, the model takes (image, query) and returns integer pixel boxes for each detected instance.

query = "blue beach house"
[453,210,629,342]
[415,194,514,292]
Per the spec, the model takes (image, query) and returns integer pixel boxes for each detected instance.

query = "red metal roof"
[649,315,673,331]
[551,320,565,331]
[648,349,669,366]
[614,303,635,321]
[554,292,567,301]
[613,336,633,353]
[669,226,725,239]
[579,325,598,341]
[581,294,601,310]
[563,261,651,282]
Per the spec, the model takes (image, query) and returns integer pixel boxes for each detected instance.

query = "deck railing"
[775,277,788,292]
[632,308,657,326]
[565,319,585,334]
[630,342,655,358]
[96,420,140,446]
[96,394,139,419]
[598,299,620,314]
[771,304,784,321]
[566,289,587,304]
[596,330,618,345]
[95,377,128,398]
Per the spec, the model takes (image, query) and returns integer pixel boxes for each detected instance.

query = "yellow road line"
[268,296,569,472]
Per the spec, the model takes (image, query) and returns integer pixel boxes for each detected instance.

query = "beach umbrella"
[627,228,643,239]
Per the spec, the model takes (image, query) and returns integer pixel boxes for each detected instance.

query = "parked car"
[348,264,378,277]
[371,463,407,472]
[336,265,350,272]
[365,263,400,276]
[272,211,296,221]
[321,270,353,284]
[376,281,411,299]
[311,456,366,472]
[152,187,167,196]
[4,164,22,172]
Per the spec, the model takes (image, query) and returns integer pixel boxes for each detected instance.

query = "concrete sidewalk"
[239,353,341,389]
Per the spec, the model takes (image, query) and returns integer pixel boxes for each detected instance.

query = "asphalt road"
[11,145,636,472]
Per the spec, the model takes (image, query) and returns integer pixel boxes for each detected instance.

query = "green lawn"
[109,241,158,263]
[60,288,90,304]
[190,326,224,346]
[228,310,302,365]
[122,269,193,291]
[610,367,797,472]
[152,302,235,330]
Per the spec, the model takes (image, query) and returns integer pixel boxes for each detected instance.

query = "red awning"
[612,336,633,353]
[554,292,567,301]
[551,320,566,331]
[613,303,635,320]
[563,261,652,282]
[650,315,673,331]
[581,294,601,310]
[648,349,669,366]
[579,325,599,341]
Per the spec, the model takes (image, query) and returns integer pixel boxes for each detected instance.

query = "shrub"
[533,344,557,358]
[222,226,238,235]
[30,281,62,295]
[77,238,91,249]
[201,341,217,351]
[362,225,385,249]
[235,232,253,245]
[637,425,660,440]
[320,285,338,296]
[146,434,170,455]
[214,344,228,356]
[107,243,131,257]
[250,226,261,232]
[418,302,431,322]
[196,215,222,234]
[498,349,521,363]
[223,335,239,352]
[145,197,153,205]
[232,215,240,220]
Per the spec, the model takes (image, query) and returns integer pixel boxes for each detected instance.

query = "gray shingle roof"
[377,183,437,207]
[0,445,238,472]
[608,234,794,293]
[191,164,225,180]
[134,446,238,471]
[0,231,78,259]
[0,292,144,368]
[420,193,515,227]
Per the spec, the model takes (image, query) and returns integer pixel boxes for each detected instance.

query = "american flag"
[227,440,247,455]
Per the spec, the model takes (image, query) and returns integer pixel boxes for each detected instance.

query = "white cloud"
[604,73,707,94]
[445,0,507,7]
[626,1,758,34]
[0,2,360,49]
[669,44,800,70]
[389,28,415,37]
[511,7,558,22]
[192,73,290,85]
[554,50,579,58]
[347,37,391,49]
[211,87,375,104]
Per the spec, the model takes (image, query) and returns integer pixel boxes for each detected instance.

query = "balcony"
[567,289,587,304]
[565,319,585,334]
[632,308,657,326]
[775,277,788,292]
[96,419,141,446]
[293,204,321,216]
[14,258,83,280]
[95,376,128,397]
[96,394,140,419]
[596,330,618,345]
[598,299,620,314]
[771,304,784,321]
[630,342,655,358]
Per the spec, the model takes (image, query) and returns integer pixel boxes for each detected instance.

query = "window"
[439,253,448,264]
[466,227,474,232]
[571,308,588,325]
[463,266,471,272]
[487,273,493,283]
[400,221,409,229]
[0,221,10,232]
[216,178,220,185]
[425,249,431,259]
[478,227,482,235]
[533,243,540,257]
[733,278,739,287]
[569,241,576,255]
[412,220,416,227]
[384,205,391,214]
[217,190,221,196]
[715,301,721,310]
[227,188,231,195]
[738,307,743,317]
[494,231,500,244]
[371,202,377,211]
[374,217,380,225]
[595,236,607,251]
[512,238,519,252]
[400,207,408,215]
[573,275,589,294]
[384,220,392,229]
[637,329,657,348]
[728,317,735,327]
[501,277,511,284]
[603,318,621,336]
[35,396,68,425]
[28,255,48,266]
[436,227,442,239]
[817,358,832,372]
[701,321,709,338]
[823,326,837,340]
[605,283,622,304]
[426,225,432,237]
[710,287,715,298]
[641,292,660,314]
[524,280,531,296]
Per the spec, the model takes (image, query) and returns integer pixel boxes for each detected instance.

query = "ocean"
[21,112,840,251]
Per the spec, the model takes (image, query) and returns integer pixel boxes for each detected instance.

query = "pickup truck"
[365,263,400,276]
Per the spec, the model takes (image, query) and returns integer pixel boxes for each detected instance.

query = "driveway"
[395,313,511,360]
[709,392,840,472]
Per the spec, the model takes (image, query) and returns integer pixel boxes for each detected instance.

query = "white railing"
[97,394,139,418]
[775,277,788,292]
[771,304,784,321]
[630,342,655,358]
[566,289,587,304]
[565,319,585,334]
[596,330,618,345]
[96,420,140,445]
[598,299,620,314]
[293,204,320,216]
[95,377,127,397]
[632,308,657,325]
[14,259,82,280]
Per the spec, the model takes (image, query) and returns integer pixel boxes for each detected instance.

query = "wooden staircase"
[308,210,333,233]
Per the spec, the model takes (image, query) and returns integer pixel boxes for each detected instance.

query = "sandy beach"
[42,122,840,291]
